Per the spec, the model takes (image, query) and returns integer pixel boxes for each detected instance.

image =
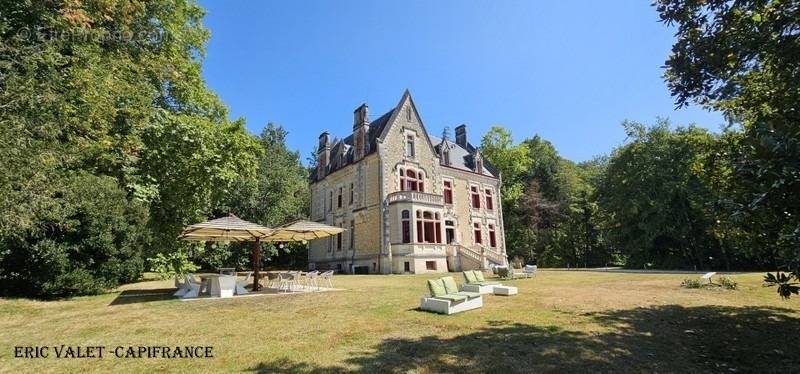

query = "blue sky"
[198,0,726,163]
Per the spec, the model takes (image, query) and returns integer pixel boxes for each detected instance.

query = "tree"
[216,123,310,269]
[0,0,258,297]
[656,0,800,296]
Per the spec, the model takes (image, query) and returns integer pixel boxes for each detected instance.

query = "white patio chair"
[305,271,320,291]
[288,271,302,291]
[319,270,334,288]
[235,271,252,295]
[181,274,202,299]
[276,273,293,292]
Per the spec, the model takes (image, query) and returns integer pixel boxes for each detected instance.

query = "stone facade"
[309,91,508,274]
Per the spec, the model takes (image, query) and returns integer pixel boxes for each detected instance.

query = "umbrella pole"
[253,239,261,291]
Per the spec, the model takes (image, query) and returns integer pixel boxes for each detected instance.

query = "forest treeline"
[0,0,796,298]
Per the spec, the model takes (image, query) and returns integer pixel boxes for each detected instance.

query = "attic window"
[442,147,450,165]
[405,135,415,158]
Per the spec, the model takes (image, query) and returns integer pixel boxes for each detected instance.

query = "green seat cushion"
[433,294,467,302]
[463,271,478,284]
[474,271,487,282]
[441,276,459,294]
[427,279,447,297]
[455,291,481,299]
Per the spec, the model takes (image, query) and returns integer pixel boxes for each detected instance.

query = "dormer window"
[442,147,450,165]
[405,135,415,158]
[475,157,483,174]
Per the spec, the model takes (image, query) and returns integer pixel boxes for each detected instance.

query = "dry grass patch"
[0,271,798,373]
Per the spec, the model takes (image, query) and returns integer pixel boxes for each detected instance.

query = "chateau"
[309,91,508,274]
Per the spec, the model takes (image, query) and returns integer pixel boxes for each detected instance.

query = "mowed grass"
[1,271,799,373]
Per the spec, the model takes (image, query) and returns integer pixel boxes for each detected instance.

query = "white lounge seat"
[420,296,483,315]
[420,276,483,315]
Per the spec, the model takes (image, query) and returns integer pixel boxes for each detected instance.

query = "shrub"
[681,278,704,288]
[149,250,199,280]
[719,276,738,290]
[0,174,149,298]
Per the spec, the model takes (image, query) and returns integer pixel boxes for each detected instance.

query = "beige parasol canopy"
[262,220,345,242]
[177,214,273,291]
[178,214,274,242]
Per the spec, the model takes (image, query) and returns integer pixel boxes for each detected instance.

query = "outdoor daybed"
[420,276,483,315]
[460,270,502,294]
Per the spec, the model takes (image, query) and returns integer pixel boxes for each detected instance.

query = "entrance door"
[444,220,456,244]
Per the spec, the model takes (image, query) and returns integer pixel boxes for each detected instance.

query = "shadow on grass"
[109,288,175,305]
[248,305,800,373]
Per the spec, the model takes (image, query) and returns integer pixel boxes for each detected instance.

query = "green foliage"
[763,272,800,300]
[681,278,704,289]
[596,120,735,270]
[0,173,149,298]
[482,128,610,267]
[656,0,800,296]
[0,0,262,297]
[719,276,737,290]
[148,250,199,280]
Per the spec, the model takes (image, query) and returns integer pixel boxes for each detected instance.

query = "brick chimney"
[455,124,467,148]
[317,131,331,178]
[353,104,369,160]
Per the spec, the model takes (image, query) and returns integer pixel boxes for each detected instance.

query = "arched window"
[399,167,425,192]
[401,210,411,243]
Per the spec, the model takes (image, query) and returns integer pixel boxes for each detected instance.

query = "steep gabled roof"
[311,91,498,182]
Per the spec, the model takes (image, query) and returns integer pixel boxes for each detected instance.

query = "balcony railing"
[386,191,444,205]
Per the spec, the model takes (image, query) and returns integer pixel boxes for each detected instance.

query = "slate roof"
[310,95,498,182]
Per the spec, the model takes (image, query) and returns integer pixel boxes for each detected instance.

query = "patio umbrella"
[178,214,273,291]
[262,220,345,242]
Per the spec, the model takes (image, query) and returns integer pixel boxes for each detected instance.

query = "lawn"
[1,271,798,373]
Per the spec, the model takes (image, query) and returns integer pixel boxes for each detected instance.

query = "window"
[337,187,343,208]
[488,224,497,247]
[475,157,483,174]
[349,220,355,249]
[404,261,410,272]
[473,222,482,244]
[328,191,333,212]
[442,148,450,165]
[416,210,442,244]
[349,183,354,205]
[445,221,455,244]
[336,229,342,251]
[485,189,494,210]
[405,135,415,158]
[470,186,481,209]
[401,210,411,243]
[443,181,453,204]
[336,263,342,271]
[426,261,437,270]
[399,168,424,192]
